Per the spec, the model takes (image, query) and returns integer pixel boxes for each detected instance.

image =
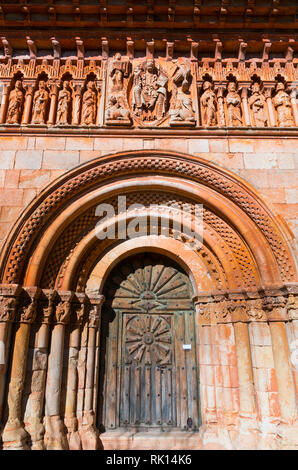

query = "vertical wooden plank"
[105,312,118,429]
[167,367,173,425]
[173,313,181,428]
[187,311,199,429]
[134,366,141,425]
[161,367,167,425]
[121,365,130,426]
[145,366,151,424]
[155,367,162,425]
[179,312,188,429]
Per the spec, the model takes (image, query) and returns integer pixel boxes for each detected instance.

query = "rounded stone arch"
[0,150,296,292]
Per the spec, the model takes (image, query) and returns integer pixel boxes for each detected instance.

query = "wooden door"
[98,254,200,432]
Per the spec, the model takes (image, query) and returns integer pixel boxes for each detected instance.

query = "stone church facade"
[0,1,297,450]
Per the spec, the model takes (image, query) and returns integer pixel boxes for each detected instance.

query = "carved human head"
[228,81,236,92]
[146,59,155,73]
[276,81,285,91]
[203,81,212,90]
[114,52,121,61]
[63,81,69,89]
[109,95,117,105]
[15,80,22,89]
[39,80,46,89]
[252,82,261,93]
[87,81,95,90]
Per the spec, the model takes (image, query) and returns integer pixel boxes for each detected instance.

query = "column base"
[78,411,100,450]
[44,415,69,450]
[2,418,30,450]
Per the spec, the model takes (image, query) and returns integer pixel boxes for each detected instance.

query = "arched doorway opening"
[98,252,200,435]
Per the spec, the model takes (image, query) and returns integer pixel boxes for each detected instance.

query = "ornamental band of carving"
[0,55,297,128]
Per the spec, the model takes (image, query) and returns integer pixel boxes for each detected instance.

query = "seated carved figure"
[248,82,268,127]
[273,82,294,127]
[6,80,24,124]
[105,95,131,124]
[201,80,217,127]
[31,80,49,125]
[170,95,195,124]
[225,82,242,127]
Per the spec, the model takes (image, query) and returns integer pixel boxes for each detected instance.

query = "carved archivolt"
[0,152,296,289]
[0,56,297,128]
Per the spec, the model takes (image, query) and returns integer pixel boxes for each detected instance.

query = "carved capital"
[40,289,58,324]
[0,284,22,322]
[73,293,88,327]
[262,294,288,321]
[286,294,298,320]
[19,287,41,324]
[88,295,105,328]
[54,291,75,325]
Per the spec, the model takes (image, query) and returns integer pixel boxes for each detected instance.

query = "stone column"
[23,289,57,450]
[79,295,104,450]
[232,300,256,420]
[264,86,276,127]
[64,293,87,450]
[48,82,59,125]
[0,285,21,424]
[264,294,297,423]
[72,81,83,125]
[241,86,251,126]
[2,287,41,450]
[44,291,74,450]
[21,81,35,125]
[290,87,298,127]
[0,80,11,124]
[216,86,226,127]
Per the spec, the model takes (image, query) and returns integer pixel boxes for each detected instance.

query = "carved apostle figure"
[6,80,24,124]
[272,81,295,127]
[31,80,49,125]
[56,81,72,125]
[200,80,217,126]
[248,82,268,127]
[170,62,195,125]
[81,81,97,125]
[225,81,242,127]
[105,95,131,123]
[110,52,131,93]
[132,59,168,122]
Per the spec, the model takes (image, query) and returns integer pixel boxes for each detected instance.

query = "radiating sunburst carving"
[109,255,193,313]
[125,315,172,365]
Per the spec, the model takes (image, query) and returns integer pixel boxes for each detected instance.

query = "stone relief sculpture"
[81,81,97,125]
[225,81,242,127]
[0,55,297,129]
[6,80,24,124]
[272,81,295,127]
[200,80,217,127]
[56,81,72,125]
[105,95,131,125]
[31,80,49,125]
[248,82,268,127]
[169,62,195,126]
[105,53,131,126]
[131,59,168,123]
[110,52,131,93]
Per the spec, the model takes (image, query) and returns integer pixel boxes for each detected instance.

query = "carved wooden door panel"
[99,254,200,432]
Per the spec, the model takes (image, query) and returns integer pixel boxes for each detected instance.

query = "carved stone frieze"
[0,55,296,129]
